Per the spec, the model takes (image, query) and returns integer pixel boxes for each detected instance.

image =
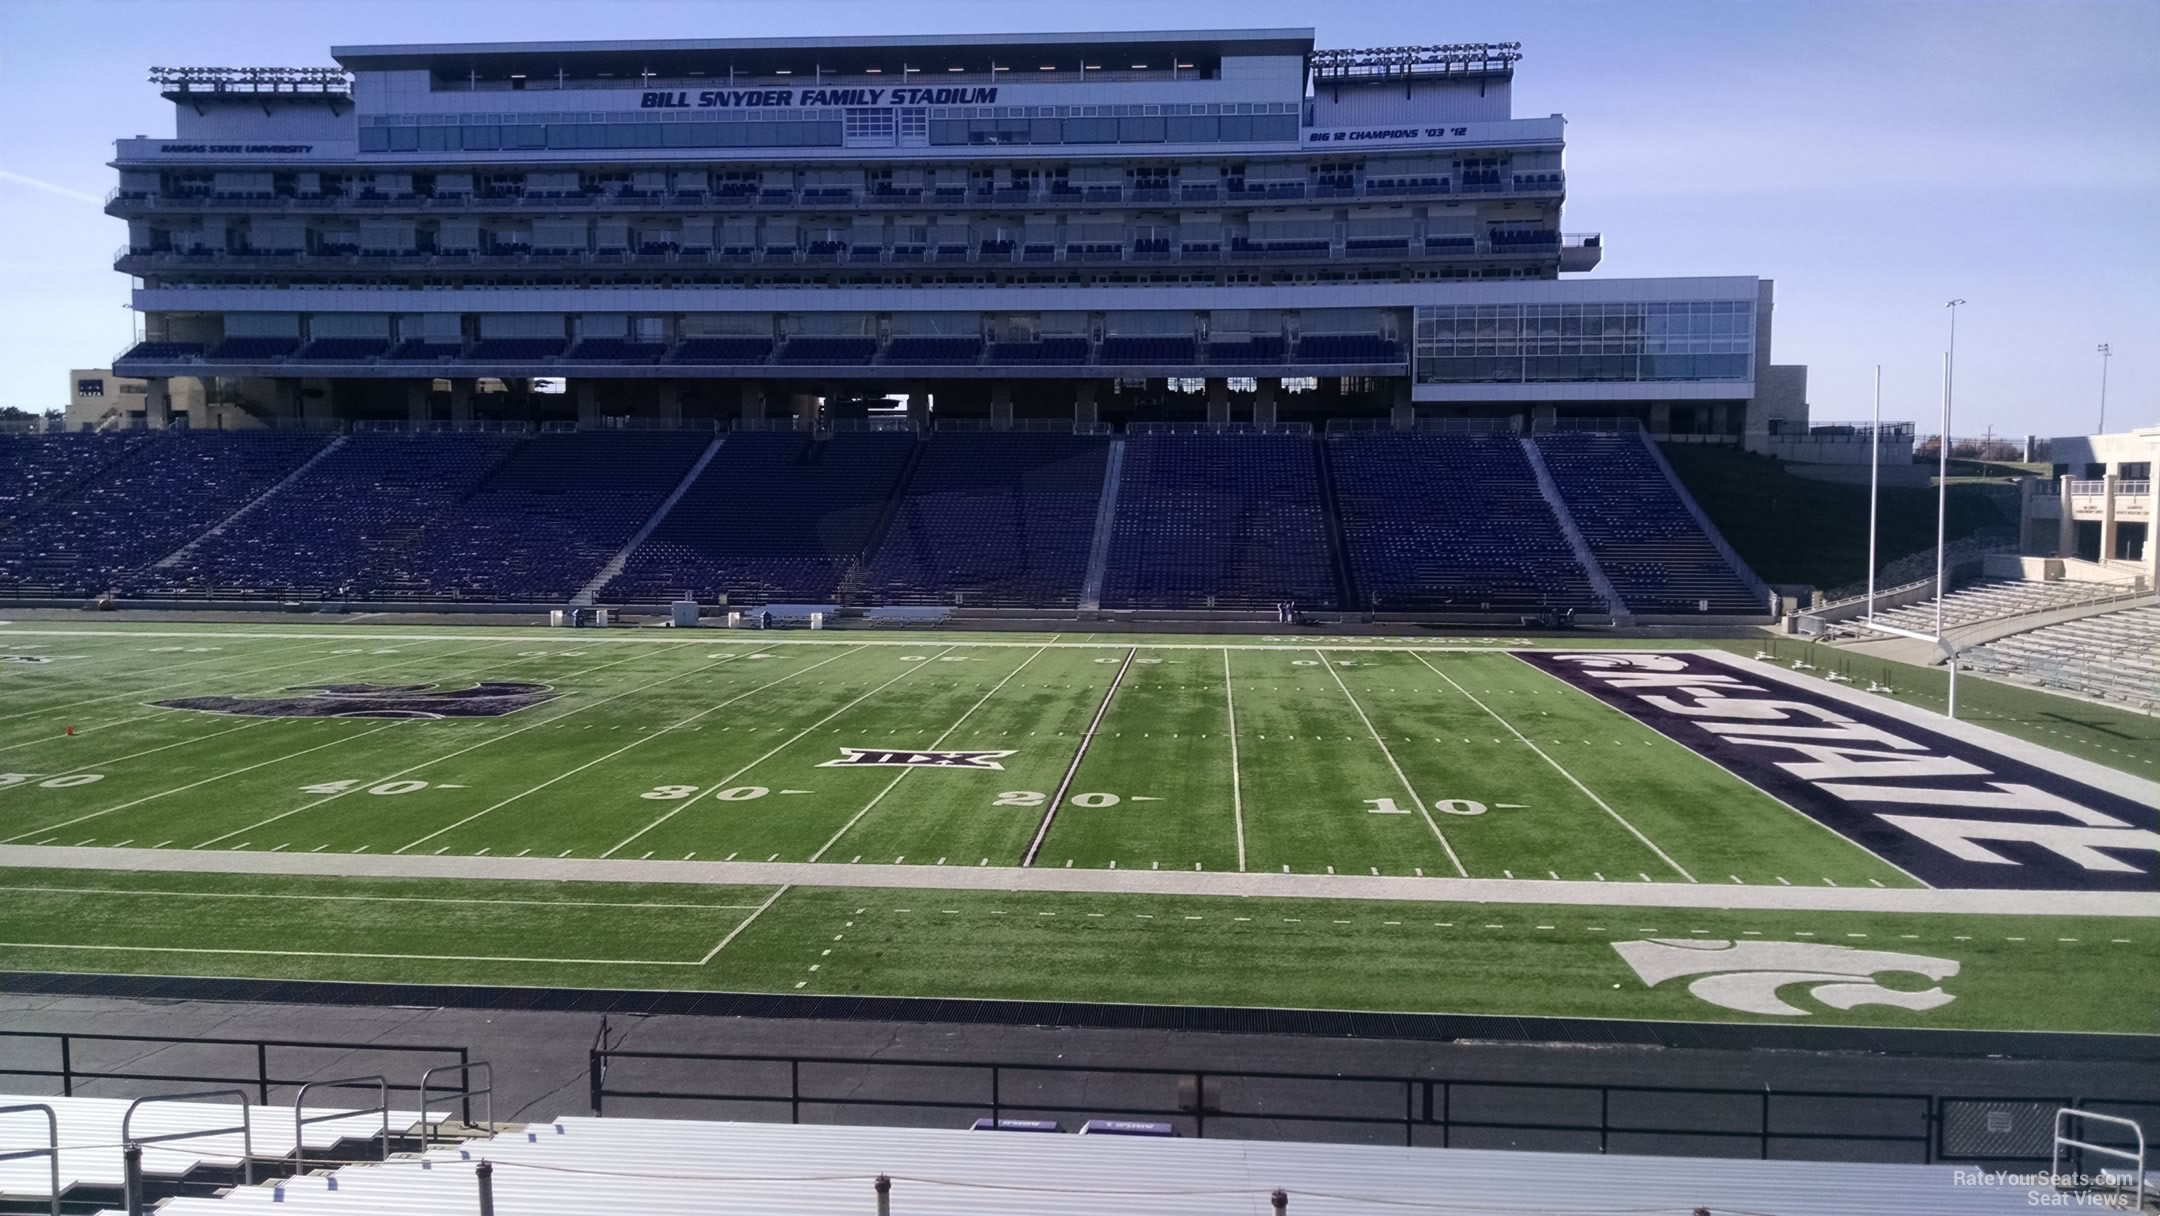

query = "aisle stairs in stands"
[572,434,725,606]
[1077,437,1126,613]
[153,436,348,570]
[1519,436,1627,618]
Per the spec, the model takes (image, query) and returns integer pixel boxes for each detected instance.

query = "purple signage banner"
[1517,651,2158,892]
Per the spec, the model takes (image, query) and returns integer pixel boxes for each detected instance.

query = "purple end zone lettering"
[1517,651,2158,892]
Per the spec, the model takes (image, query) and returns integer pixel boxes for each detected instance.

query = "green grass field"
[0,622,2152,1034]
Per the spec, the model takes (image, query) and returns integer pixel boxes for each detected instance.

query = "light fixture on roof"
[1130,63,1148,69]
[865,67,882,73]
[1039,64,1057,71]
[948,65,965,72]
[775,68,792,75]
[509,73,526,80]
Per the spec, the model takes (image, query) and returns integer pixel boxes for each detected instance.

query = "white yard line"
[3,626,1556,653]
[1511,652,1933,890]
[0,940,709,967]
[189,642,716,848]
[1316,649,1468,877]
[0,724,404,843]
[1022,646,1135,867]
[392,645,839,854]
[12,844,2148,918]
[696,883,792,963]
[600,645,929,858]
[1412,651,1696,884]
[1223,647,1247,872]
[0,884,762,911]
[807,644,1051,863]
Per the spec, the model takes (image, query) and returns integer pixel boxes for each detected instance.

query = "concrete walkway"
[6,844,2151,918]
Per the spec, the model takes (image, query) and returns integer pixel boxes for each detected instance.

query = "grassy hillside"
[1659,445,2013,590]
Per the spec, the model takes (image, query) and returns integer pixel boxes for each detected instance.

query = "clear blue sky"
[2,0,2154,437]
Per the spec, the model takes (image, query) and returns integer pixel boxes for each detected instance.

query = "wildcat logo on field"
[0,654,55,664]
[1612,938,1960,1017]
[154,681,559,720]
[818,748,1017,770]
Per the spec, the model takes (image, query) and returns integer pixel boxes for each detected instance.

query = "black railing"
[589,1034,2159,1167]
[0,1030,473,1122]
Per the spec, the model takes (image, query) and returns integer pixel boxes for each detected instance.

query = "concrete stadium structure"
[106,29,1809,440]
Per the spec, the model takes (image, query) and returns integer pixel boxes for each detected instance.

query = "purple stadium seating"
[604,431,914,604]
[0,432,329,596]
[1536,432,1760,614]
[1330,433,1600,613]
[881,336,984,365]
[1102,432,1336,610]
[294,337,390,361]
[0,433,150,524]
[397,431,712,601]
[863,432,1108,607]
[670,336,774,364]
[149,433,522,599]
[987,338,1089,365]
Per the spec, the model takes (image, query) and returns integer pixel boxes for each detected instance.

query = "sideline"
[4,844,2150,918]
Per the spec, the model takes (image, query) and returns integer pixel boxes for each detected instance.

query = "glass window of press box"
[361,105,1303,153]
[1413,300,1756,384]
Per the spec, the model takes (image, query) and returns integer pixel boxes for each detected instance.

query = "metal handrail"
[0,1103,61,1216]
[2053,1108,2147,1209]
[0,1029,469,1111]
[291,1074,389,1168]
[587,1045,1961,1158]
[419,1061,493,1146]
[121,1089,254,1186]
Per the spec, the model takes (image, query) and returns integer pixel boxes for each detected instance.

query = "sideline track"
[4,844,2151,918]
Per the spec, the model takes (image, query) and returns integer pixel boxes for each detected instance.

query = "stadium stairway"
[1311,435,1362,612]
[572,433,726,606]
[1077,436,1126,613]
[153,435,348,571]
[0,1092,443,1211]
[1518,436,1627,617]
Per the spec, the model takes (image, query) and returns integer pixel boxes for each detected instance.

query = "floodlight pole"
[1867,365,1881,624]
[2096,343,2111,434]
[1939,300,1965,719]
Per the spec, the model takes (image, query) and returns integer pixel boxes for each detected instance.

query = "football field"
[0,622,2153,1034]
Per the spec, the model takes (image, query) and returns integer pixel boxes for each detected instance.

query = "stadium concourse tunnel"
[0,419,1771,622]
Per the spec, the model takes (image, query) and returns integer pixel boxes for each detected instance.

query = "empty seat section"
[604,431,914,603]
[116,341,204,361]
[466,337,565,361]
[385,339,465,360]
[204,336,300,360]
[1098,336,1197,365]
[398,431,712,602]
[1536,432,1759,614]
[148,433,521,599]
[0,432,329,596]
[1331,433,1598,613]
[293,337,389,361]
[670,336,773,364]
[864,433,1108,607]
[563,339,668,363]
[776,336,878,365]
[1294,334,1400,363]
[0,433,149,523]
[882,336,983,365]
[1205,336,1285,364]
[987,337,1089,365]
[1102,433,1336,609]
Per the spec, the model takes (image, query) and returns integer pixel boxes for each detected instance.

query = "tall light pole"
[1938,299,1965,718]
[1867,365,1881,623]
[2096,343,2112,434]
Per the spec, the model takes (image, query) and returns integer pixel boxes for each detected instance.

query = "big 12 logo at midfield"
[819,748,1016,770]
[1612,938,1960,1017]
